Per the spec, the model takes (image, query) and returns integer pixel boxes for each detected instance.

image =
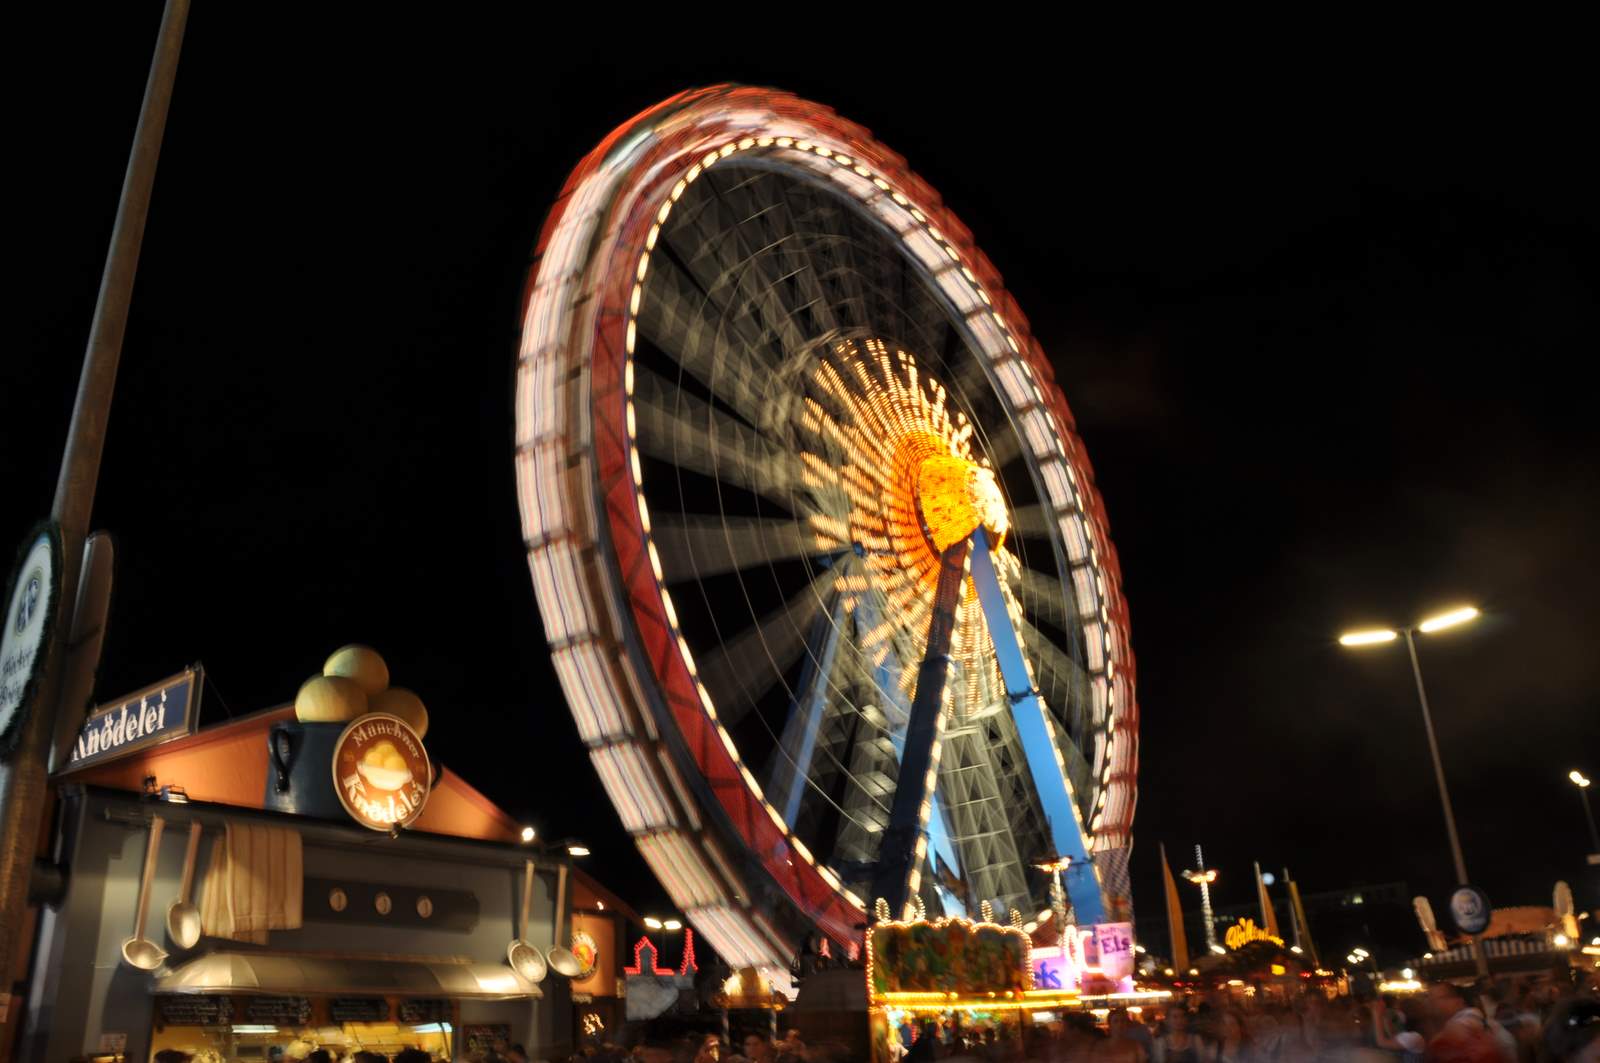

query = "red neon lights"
[622,935,674,976]
[680,926,698,975]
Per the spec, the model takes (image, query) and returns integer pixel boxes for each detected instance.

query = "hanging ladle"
[506,858,547,983]
[546,861,581,978]
[121,815,168,970]
[165,820,204,949]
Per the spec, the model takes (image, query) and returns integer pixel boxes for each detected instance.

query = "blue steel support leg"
[868,538,969,916]
[855,587,966,917]
[968,526,1106,925]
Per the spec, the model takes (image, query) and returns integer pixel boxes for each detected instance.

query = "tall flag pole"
[1161,844,1189,972]
[0,0,190,1013]
[1284,866,1319,966]
[1283,867,1303,950]
[1254,861,1281,938]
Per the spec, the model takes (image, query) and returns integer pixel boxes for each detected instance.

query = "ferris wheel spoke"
[786,185,883,333]
[766,593,848,825]
[638,264,781,430]
[982,423,1024,469]
[718,171,847,342]
[632,368,808,510]
[1008,504,1052,539]
[1014,614,1087,695]
[650,514,833,582]
[694,566,843,728]
[665,174,817,368]
[1008,565,1070,629]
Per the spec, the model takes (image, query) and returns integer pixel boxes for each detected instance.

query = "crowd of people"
[879,974,1597,1063]
[145,974,1597,1063]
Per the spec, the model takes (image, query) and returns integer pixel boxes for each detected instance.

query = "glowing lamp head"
[1339,628,1398,647]
[520,826,536,843]
[1571,770,1592,789]
[1418,605,1479,633]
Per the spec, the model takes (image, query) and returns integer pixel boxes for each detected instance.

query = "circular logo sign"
[2,527,60,753]
[571,928,598,979]
[331,713,431,830]
[1448,885,1491,935]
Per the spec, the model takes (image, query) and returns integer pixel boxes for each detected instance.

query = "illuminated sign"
[1224,918,1283,950]
[1095,922,1135,980]
[1028,922,1137,991]
[63,668,199,771]
[1,526,60,754]
[570,929,598,979]
[332,713,431,830]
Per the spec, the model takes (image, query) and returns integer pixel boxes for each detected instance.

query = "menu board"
[157,995,234,1027]
[397,999,453,1025]
[462,1025,510,1057]
[243,997,313,1026]
[329,997,390,1023]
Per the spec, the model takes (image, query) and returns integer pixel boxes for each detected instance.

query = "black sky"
[11,9,1597,951]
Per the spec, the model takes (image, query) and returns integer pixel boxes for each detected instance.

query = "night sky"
[12,9,1597,957]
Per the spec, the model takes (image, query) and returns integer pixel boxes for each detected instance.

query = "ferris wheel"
[515,87,1138,974]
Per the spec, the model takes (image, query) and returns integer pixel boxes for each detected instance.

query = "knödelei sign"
[61,667,200,771]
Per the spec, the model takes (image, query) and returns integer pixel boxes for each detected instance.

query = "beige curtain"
[199,821,304,944]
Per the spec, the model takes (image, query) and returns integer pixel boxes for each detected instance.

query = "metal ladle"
[165,820,204,949]
[506,858,547,983]
[546,862,581,978]
[121,815,168,970]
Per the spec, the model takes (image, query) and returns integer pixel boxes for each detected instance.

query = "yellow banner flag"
[1254,861,1281,939]
[1162,844,1189,972]
[1287,872,1319,966]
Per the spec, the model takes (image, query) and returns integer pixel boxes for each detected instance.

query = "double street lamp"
[1339,605,1488,976]
[1571,771,1600,858]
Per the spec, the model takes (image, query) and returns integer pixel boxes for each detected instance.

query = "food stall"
[12,649,614,1062]
[866,915,1077,1061]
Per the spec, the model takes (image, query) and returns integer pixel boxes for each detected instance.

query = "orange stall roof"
[56,705,518,844]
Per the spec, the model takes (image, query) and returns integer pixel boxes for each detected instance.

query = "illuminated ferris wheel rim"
[515,85,1139,966]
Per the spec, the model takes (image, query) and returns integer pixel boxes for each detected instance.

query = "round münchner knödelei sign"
[331,712,431,830]
[570,928,598,979]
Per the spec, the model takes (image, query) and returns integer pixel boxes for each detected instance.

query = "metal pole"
[1578,786,1600,855]
[1401,629,1488,977]
[0,0,188,1034]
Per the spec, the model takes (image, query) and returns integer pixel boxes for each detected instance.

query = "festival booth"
[1174,919,1333,1004]
[13,649,619,1063]
[863,910,1169,1061]
[1411,895,1594,983]
[564,877,639,1050]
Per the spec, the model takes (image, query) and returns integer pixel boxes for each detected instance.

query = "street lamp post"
[642,915,682,968]
[1570,771,1600,858]
[1340,605,1488,977]
[1182,846,1221,954]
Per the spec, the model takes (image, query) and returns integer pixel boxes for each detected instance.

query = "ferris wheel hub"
[915,452,1009,553]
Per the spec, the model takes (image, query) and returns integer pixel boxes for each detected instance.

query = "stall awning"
[155,951,542,1000]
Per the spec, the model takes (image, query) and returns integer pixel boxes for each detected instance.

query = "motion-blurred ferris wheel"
[515,87,1138,973]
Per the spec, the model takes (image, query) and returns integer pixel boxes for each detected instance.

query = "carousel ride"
[515,86,1139,980]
